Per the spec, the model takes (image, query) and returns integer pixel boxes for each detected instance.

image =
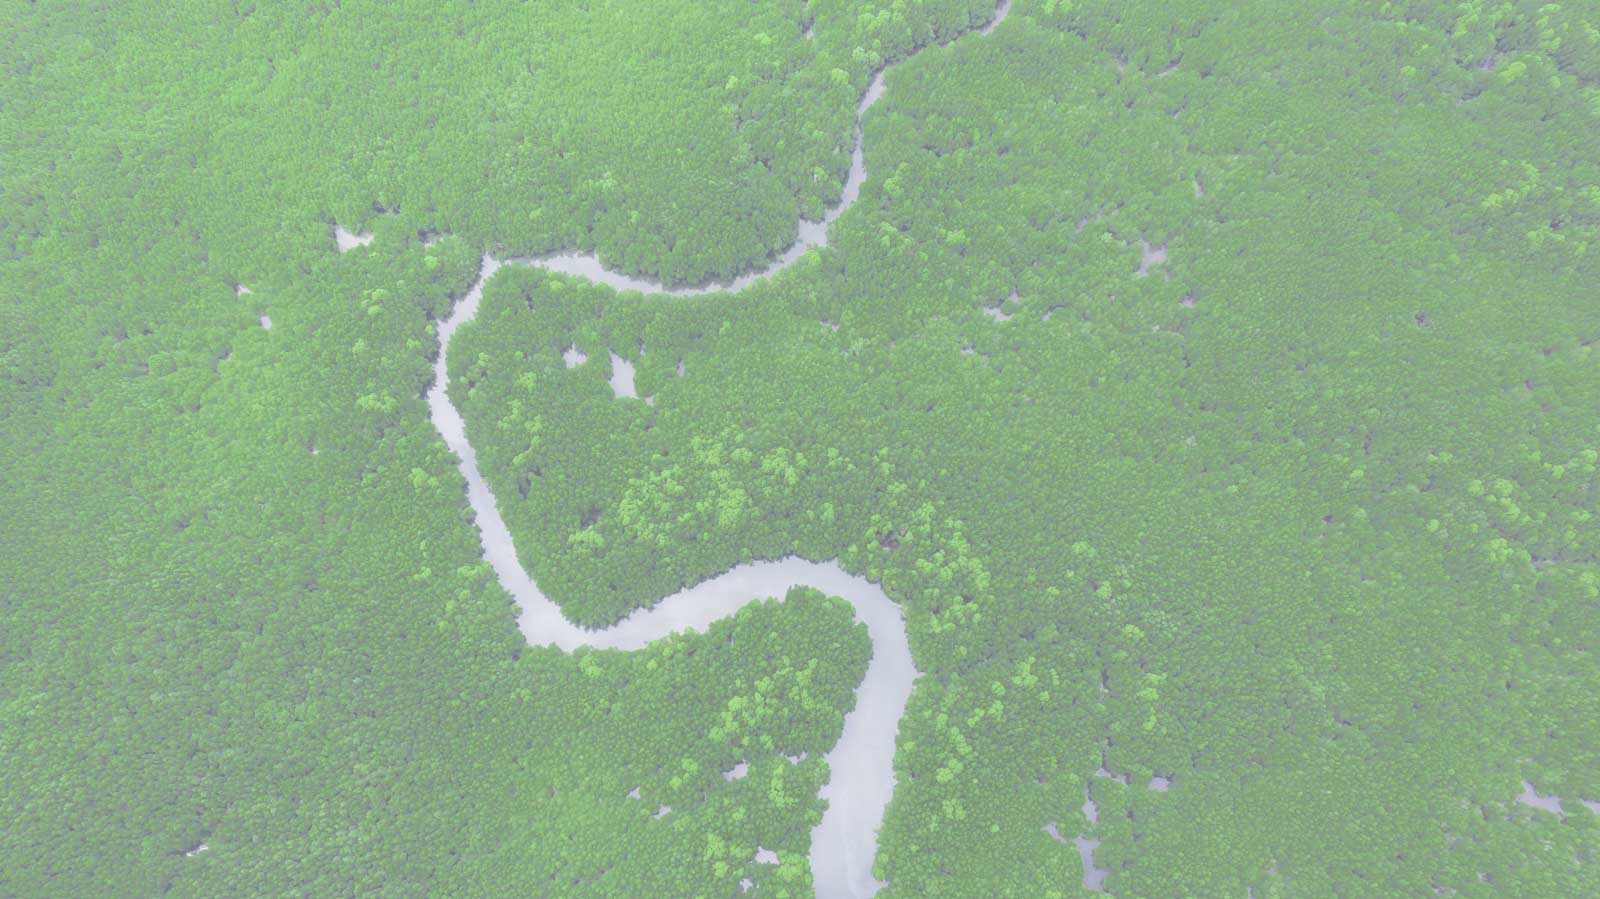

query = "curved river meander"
[422,5,1009,896]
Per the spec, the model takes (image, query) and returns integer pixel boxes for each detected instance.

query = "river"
[421,3,1010,896]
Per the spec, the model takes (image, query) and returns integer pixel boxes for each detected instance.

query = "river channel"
[421,4,1010,896]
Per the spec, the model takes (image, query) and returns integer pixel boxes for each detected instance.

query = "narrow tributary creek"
[418,4,1010,897]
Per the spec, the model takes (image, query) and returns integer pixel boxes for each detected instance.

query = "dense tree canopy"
[6,0,1599,896]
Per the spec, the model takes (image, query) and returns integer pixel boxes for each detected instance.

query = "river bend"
[422,4,1010,896]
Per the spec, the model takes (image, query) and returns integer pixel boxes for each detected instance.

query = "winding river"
[422,4,1010,896]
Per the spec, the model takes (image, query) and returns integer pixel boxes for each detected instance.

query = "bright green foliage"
[6,0,1600,897]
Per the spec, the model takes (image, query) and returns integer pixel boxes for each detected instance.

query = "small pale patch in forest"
[739,878,754,893]
[1517,780,1565,818]
[753,847,778,865]
[562,346,587,368]
[653,804,671,818]
[1047,824,1107,892]
[234,284,252,297]
[1082,785,1099,824]
[609,352,637,398]
[723,762,749,781]
[334,225,374,252]
[626,786,640,799]
[1150,776,1171,791]
[1136,239,1168,278]
[1180,293,1196,307]
[259,314,272,329]
[983,288,1018,321]
[1077,835,1107,891]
